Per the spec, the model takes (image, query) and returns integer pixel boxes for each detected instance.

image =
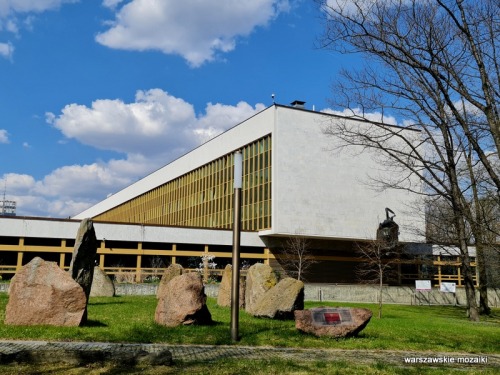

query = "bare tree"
[149,256,167,281]
[277,236,316,281]
[356,239,400,319]
[318,0,500,321]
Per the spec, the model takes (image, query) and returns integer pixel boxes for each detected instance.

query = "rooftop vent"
[290,100,306,109]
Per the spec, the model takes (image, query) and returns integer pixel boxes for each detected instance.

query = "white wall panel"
[271,107,424,242]
[0,218,265,247]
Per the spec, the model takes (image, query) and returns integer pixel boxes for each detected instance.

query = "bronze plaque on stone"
[311,308,353,326]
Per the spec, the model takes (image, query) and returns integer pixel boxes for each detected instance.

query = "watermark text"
[403,356,488,365]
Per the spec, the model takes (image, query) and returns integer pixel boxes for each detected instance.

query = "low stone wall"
[304,284,500,307]
[2,281,498,307]
[114,283,158,296]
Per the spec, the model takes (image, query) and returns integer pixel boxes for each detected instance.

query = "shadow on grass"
[418,305,500,323]
[83,320,108,328]
[88,299,126,307]
[113,320,229,344]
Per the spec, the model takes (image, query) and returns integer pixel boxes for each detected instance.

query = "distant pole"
[231,151,243,342]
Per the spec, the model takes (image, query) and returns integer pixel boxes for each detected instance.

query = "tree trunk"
[453,196,480,322]
[461,246,480,321]
[475,244,491,315]
[378,264,383,319]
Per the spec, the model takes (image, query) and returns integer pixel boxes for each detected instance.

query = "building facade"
[76,104,424,241]
[0,103,477,285]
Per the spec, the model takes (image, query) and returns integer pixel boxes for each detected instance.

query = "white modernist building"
[75,103,424,242]
[62,102,425,282]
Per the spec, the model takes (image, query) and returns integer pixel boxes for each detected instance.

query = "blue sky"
[0,0,356,218]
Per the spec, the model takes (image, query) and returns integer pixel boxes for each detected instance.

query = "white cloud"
[0,0,77,58]
[96,0,289,67]
[1,156,153,217]
[47,89,265,158]
[4,91,265,218]
[195,101,267,142]
[102,0,124,9]
[0,41,13,59]
[0,129,8,143]
[0,0,77,17]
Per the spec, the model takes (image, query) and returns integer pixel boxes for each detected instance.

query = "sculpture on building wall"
[376,208,399,249]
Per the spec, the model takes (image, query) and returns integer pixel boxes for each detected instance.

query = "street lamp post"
[231,151,243,342]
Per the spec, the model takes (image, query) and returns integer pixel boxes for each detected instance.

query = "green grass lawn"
[0,293,498,354]
[2,358,497,375]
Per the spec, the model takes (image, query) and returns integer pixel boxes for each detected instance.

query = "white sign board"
[440,282,456,293]
[415,280,432,291]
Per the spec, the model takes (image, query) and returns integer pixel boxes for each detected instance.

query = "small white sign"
[415,280,432,291]
[440,282,456,293]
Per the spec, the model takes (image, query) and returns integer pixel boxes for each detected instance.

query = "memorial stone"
[295,307,372,338]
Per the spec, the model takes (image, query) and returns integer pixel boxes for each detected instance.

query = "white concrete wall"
[74,107,275,219]
[270,107,424,242]
[0,217,265,247]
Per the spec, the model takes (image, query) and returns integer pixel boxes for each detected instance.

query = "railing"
[0,266,17,275]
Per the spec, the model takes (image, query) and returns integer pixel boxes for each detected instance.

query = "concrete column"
[203,245,209,283]
[136,255,142,283]
[16,252,23,271]
[437,256,442,285]
[59,253,66,269]
[171,244,177,264]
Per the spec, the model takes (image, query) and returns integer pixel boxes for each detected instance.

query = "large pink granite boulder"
[294,307,372,338]
[155,272,213,327]
[5,257,87,326]
[156,264,183,299]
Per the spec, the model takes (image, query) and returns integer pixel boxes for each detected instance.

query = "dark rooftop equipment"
[290,100,306,109]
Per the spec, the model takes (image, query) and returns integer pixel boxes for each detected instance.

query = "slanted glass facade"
[94,135,272,231]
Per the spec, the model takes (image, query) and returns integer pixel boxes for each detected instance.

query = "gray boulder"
[69,218,98,322]
[5,257,87,326]
[245,263,277,315]
[253,277,304,319]
[216,264,245,308]
[90,267,115,297]
[155,272,213,327]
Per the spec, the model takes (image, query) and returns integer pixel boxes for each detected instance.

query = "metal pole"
[231,151,242,342]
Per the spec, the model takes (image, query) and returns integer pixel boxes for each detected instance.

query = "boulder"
[294,307,372,338]
[90,267,115,297]
[4,257,87,326]
[252,277,304,319]
[245,263,277,315]
[69,218,98,322]
[216,264,245,308]
[155,272,213,327]
[156,264,183,299]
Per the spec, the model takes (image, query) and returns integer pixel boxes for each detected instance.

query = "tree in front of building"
[277,236,316,281]
[356,211,401,319]
[318,0,500,321]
